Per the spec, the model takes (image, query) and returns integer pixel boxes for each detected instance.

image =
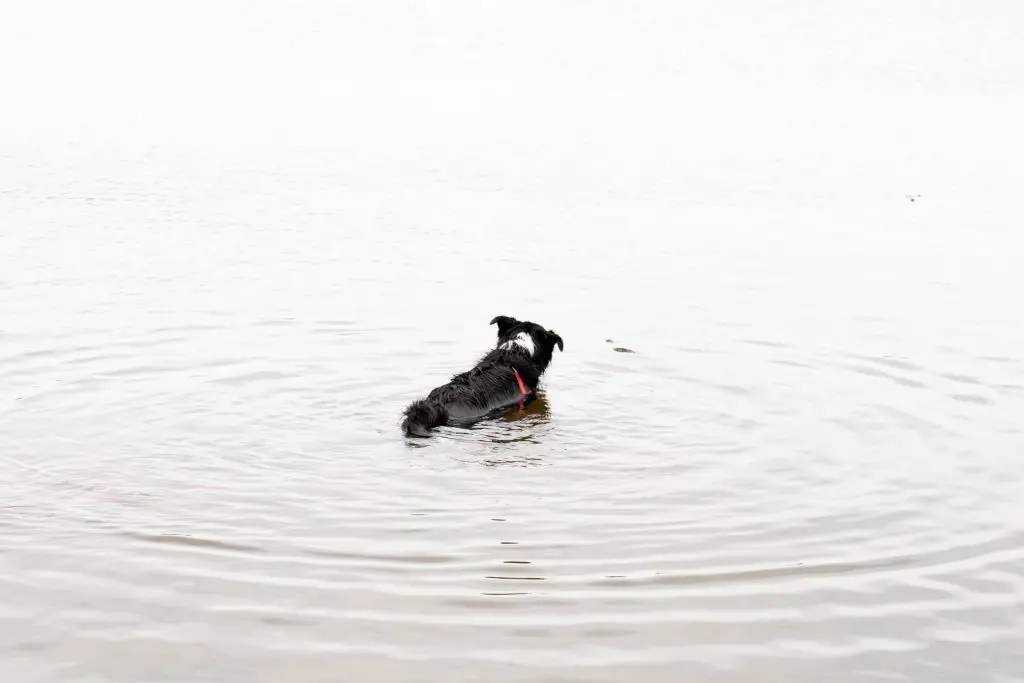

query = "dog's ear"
[547,330,564,352]
[489,315,518,336]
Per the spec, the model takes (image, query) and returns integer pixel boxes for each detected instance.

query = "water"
[3,2,1024,681]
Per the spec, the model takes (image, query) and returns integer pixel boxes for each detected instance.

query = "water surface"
[3,2,1024,681]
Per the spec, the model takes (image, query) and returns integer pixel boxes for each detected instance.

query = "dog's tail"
[402,399,448,437]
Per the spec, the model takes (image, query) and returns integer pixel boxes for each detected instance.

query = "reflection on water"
[409,395,554,458]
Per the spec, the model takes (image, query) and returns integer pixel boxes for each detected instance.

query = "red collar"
[513,367,528,396]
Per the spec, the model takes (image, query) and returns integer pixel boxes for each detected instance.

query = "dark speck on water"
[607,339,636,353]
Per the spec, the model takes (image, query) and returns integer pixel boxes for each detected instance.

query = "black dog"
[402,316,564,437]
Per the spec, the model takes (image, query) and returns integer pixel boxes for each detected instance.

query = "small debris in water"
[607,339,636,353]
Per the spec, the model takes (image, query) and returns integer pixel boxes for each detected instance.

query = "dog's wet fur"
[402,316,564,437]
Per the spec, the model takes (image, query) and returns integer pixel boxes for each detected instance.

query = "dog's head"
[490,315,564,369]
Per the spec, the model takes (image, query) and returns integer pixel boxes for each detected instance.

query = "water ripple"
[5,182,1024,681]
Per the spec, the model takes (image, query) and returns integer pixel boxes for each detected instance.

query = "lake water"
[3,2,1024,681]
